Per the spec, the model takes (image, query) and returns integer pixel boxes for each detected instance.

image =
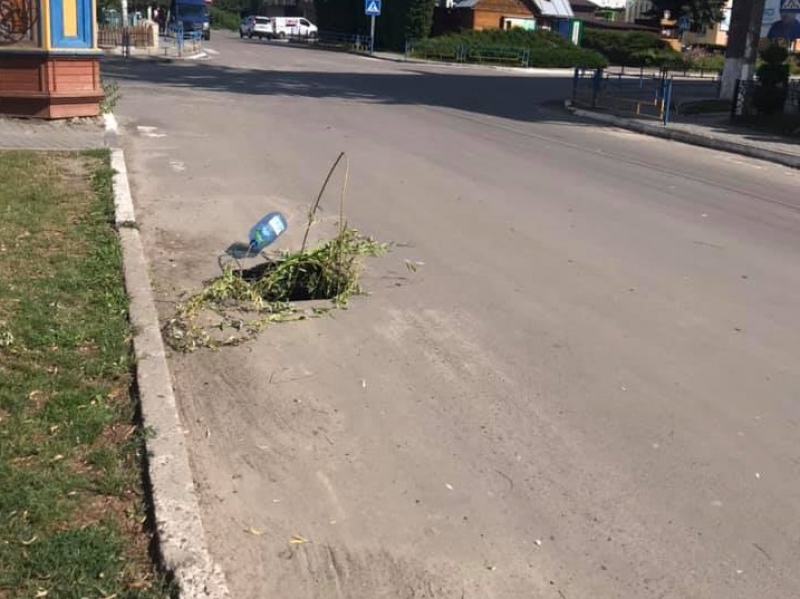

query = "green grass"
[0,151,173,599]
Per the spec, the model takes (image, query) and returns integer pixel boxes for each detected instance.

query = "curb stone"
[103,47,208,61]
[104,114,230,599]
[363,52,574,76]
[564,100,800,170]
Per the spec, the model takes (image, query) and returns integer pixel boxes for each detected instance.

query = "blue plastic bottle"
[248,212,288,252]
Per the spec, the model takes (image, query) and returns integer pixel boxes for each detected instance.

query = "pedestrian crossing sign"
[365,0,382,16]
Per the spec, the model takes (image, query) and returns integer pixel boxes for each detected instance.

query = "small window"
[300,19,309,26]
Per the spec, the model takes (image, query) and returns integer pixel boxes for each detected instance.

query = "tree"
[315,0,436,50]
[719,0,767,99]
[405,0,436,41]
[648,0,726,32]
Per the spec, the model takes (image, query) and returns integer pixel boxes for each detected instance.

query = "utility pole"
[121,0,129,26]
[719,0,767,99]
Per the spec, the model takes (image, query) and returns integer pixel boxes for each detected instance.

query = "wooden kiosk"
[0,0,103,118]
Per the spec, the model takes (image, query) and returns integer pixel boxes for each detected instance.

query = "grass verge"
[0,150,173,599]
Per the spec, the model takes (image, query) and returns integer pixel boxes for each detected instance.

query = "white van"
[270,16,318,39]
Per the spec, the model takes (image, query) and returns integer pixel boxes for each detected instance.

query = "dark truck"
[168,0,211,40]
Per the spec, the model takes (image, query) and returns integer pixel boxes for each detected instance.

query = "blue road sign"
[365,0,381,16]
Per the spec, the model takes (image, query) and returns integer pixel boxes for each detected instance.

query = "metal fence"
[301,31,372,53]
[405,40,532,68]
[572,67,675,125]
[606,65,722,81]
[97,24,154,49]
[731,79,800,121]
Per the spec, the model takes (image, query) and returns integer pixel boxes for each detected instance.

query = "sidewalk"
[566,102,800,169]
[0,117,106,150]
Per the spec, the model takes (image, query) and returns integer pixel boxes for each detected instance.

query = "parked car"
[239,16,272,39]
[270,16,318,39]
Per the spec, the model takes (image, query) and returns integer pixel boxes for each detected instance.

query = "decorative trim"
[49,0,92,48]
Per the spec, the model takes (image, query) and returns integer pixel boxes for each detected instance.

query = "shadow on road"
[101,55,580,125]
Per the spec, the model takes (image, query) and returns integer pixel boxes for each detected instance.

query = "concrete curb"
[564,101,800,170]
[103,48,208,61]
[362,52,574,76]
[104,113,230,599]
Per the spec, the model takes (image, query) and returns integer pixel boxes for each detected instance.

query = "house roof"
[583,0,627,8]
[453,0,573,16]
[569,0,599,12]
[532,0,574,18]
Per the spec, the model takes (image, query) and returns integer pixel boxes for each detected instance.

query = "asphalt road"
[105,32,800,599]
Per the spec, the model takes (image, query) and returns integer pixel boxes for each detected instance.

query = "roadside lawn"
[0,151,172,599]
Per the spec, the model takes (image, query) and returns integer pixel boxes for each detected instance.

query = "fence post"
[663,77,673,125]
[122,26,130,58]
[523,48,529,68]
[592,68,603,109]
[572,67,579,104]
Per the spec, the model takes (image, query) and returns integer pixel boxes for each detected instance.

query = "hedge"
[411,30,608,68]
[581,29,665,66]
[211,7,240,31]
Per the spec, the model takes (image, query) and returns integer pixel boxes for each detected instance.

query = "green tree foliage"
[648,0,726,32]
[582,29,663,64]
[753,42,790,114]
[314,0,435,49]
[405,0,436,41]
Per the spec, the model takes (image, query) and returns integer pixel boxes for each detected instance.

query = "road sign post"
[364,0,381,53]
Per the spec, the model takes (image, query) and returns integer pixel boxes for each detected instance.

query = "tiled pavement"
[0,117,106,151]
[670,114,800,161]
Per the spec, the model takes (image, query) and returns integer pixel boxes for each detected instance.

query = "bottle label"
[268,215,286,236]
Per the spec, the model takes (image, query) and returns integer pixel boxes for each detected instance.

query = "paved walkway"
[0,117,106,150]
[669,113,800,159]
[569,104,800,168]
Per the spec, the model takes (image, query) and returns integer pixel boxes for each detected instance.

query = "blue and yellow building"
[0,0,103,118]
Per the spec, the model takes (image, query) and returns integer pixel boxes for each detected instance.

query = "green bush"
[411,29,608,68]
[753,42,790,115]
[630,48,690,70]
[690,54,724,71]
[211,6,240,31]
[581,29,662,65]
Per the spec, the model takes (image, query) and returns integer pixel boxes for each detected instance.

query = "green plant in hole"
[162,153,392,352]
[100,78,121,114]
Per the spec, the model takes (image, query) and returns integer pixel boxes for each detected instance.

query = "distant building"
[681,0,732,48]
[433,0,574,33]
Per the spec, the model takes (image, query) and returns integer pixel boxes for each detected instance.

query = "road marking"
[205,47,220,55]
[137,125,166,138]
